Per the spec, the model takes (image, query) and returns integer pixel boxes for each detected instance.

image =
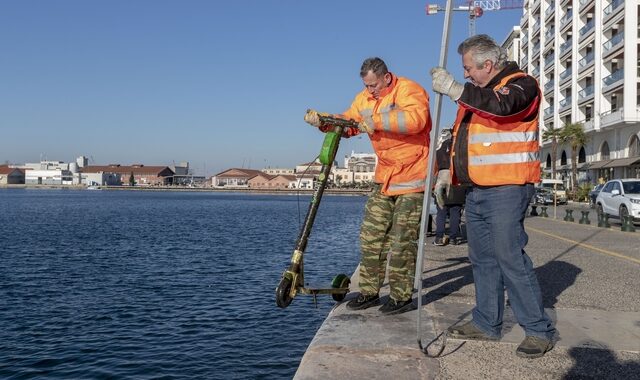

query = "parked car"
[589,183,604,208]
[540,179,568,204]
[595,179,640,223]
[532,187,554,205]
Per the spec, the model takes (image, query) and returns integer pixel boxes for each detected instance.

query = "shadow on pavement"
[534,260,582,308]
[563,346,640,379]
[420,257,473,305]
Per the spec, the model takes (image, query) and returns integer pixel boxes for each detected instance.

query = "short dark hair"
[360,57,389,78]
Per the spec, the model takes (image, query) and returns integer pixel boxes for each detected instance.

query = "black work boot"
[379,298,414,315]
[447,321,499,341]
[346,293,380,310]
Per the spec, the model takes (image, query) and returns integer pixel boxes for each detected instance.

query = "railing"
[545,27,556,42]
[603,32,624,54]
[521,55,528,67]
[532,67,540,77]
[559,96,572,109]
[544,53,555,66]
[579,0,591,12]
[544,80,555,92]
[533,20,541,34]
[522,34,529,46]
[578,52,595,69]
[603,69,624,87]
[560,9,572,28]
[560,67,572,82]
[532,43,541,56]
[544,106,554,118]
[579,19,595,38]
[582,119,594,132]
[560,38,572,55]
[545,2,555,19]
[578,85,594,99]
[603,0,624,21]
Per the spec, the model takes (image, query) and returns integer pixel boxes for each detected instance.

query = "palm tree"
[559,122,589,194]
[542,125,562,179]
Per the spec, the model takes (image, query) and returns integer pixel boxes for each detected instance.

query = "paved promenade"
[294,203,640,379]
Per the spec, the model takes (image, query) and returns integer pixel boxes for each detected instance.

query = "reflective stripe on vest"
[469,131,538,144]
[469,151,540,166]
[387,178,425,192]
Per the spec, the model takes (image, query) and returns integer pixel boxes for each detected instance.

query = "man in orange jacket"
[430,34,555,358]
[305,57,432,314]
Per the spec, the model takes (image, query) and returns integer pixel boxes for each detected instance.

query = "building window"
[578,146,586,163]
[561,151,567,166]
[546,154,552,168]
[630,135,640,157]
[601,141,610,160]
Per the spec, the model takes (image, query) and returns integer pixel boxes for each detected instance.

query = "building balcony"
[600,108,625,129]
[520,54,528,68]
[559,96,572,113]
[545,2,555,21]
[602,69,624,93]
[603,0,625,26]
[603,32,624,59]
[582,119,594,132]
[578,85,594,103]
[559,38,572,58]
[522,34,529,47]
[578,52,595,73]
[544,80,555,93]
[544,106,554,120]
[560,9,573,31]
[579,0,593,15]
[532,20,541,36]
[559,67,572,86]
[531,0,541,13]
[579,19,595,42]
[544,27,556,48]
[544,53,556,66]
[531,66,540,77]
[521,13,529,27]
[532,43,541,58]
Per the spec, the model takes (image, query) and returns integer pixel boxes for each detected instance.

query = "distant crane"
[426,0,525,37]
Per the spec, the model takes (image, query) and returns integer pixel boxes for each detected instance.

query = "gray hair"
[457,34,507,70]
[360,57,389,78]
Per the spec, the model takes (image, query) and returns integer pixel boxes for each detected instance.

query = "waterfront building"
[82,164,174,186]
[517,0,640,187]
[212,168,265,187]
[0,165,25,184]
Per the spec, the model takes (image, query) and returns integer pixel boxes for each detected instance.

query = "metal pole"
[415,0,454,352]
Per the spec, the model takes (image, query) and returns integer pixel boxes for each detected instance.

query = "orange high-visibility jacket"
[451,72,540,186]
[341,74,432,196]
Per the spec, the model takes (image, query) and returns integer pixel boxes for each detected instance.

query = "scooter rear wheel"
[331,273,350,302]
[275,275,294,308]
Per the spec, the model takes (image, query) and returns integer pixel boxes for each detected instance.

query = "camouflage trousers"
[359,185,424,302]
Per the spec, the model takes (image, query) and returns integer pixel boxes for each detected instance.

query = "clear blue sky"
[0,0,523,176]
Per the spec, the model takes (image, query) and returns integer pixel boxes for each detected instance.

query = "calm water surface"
[0,189,365,379]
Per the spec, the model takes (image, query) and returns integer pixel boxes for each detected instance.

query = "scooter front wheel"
[275,275,294,308]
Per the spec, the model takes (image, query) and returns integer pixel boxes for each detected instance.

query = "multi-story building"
[518,0,640,186]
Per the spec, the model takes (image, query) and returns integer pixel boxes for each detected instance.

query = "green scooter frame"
[275,114,358,308]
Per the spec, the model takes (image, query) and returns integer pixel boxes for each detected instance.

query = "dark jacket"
[436,133,467,206]
[452,61,540,185]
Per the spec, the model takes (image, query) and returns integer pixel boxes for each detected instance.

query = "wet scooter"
[275,111,358,308]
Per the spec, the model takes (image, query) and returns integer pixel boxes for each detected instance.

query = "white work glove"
[357,118,374,134]
[430,67,464,101]
[304,109,322,128]
[434,169,451,208]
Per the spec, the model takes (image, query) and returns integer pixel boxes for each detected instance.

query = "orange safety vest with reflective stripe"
[341,74,432,196]
[451,72,541,186]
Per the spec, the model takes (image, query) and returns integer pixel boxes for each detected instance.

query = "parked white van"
[539,179,568,204]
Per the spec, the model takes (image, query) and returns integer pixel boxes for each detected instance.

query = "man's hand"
[357,119,374,134]
[434,169,451,208]
[430,67,464,101]
[304,109,322,127]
